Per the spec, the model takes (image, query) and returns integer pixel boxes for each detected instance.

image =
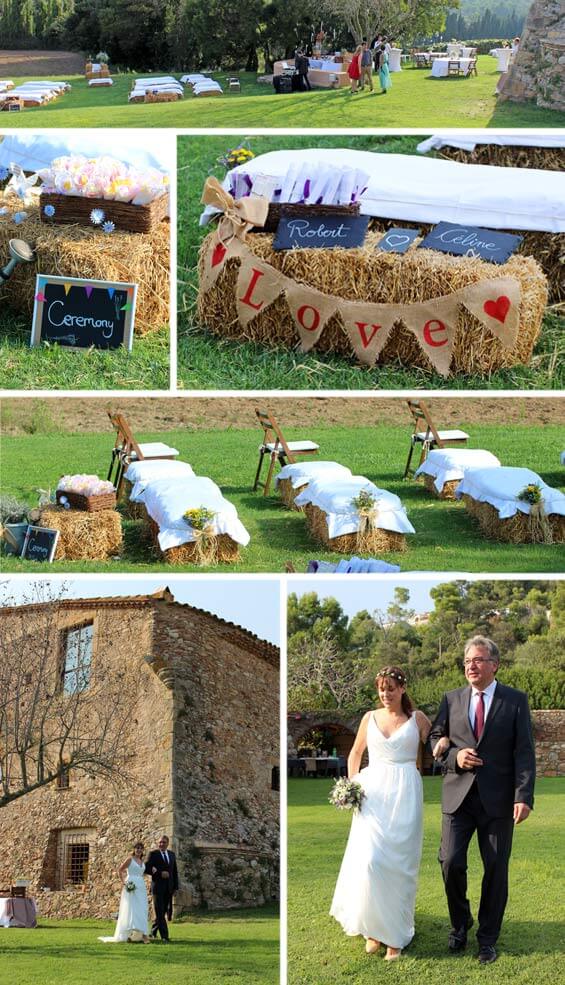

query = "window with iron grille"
[56,768,70,790]
[61,623,93,694]
[55,829,95,888]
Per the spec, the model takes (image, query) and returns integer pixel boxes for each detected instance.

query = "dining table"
[431,57,474,78]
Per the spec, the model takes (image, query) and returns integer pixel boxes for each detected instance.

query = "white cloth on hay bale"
[417,135,565,153]
[193,82,223,94]
[135,77,178,86]
[181,74,207,84]
[276,461,353,490]
[139,476,250,550]
[455,466,565,519]
[89,78,113,86]
[200,148,565,234]
[415,449,501,493]
[124,459,196,502]
[294,476,416,538]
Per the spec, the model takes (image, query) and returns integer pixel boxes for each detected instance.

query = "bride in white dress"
[330,666,448,960]
[98,842,150,943]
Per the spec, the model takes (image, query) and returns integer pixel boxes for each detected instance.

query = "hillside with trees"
[288,581,565,716]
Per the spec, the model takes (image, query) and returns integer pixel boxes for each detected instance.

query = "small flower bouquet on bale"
[217,145,255,170]
[351,488,378,553]
[329,777,366,813]
[125,880,136,893]
[517,483,553,543]
[183,506,218,565]
[517,483,543,506]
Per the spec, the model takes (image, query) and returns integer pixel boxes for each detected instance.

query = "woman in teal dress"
[376,45,391,94]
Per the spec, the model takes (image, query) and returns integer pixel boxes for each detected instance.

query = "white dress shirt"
[468,679,497,732]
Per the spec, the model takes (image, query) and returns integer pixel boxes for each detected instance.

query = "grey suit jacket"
[428,681,536,817]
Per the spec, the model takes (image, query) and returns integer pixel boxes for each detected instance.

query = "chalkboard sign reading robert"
[21,525,59,563]
[419,223,522,265]
[30,275,137,350]
[273,213,370,251]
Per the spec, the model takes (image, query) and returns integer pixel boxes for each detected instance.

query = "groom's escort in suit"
[145,845,179,940]
[429,679,535,949]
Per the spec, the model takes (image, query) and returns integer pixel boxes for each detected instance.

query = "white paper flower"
[90,208,105,225]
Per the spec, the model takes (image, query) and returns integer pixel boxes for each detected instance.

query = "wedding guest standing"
[295,50,311,91]
[360,42,374,91]
[348,45,363,93]
[376,44,392,94]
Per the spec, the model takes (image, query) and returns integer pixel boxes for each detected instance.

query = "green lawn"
[0,310,170,391]
[1,907,279,985]
[177,134,564,392]
[288,777,563,985]
[1,422,563,574]
[4,63,565,128]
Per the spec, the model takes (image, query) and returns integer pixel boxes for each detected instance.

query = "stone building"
[499,0,565,112]
[0,588,279,918]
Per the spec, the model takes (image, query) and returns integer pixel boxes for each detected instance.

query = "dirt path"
[1,397,563,436]
[0,50,84,77]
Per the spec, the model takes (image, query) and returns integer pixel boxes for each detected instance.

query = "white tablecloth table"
[388,48,402,72]
[490,48,512,71]
[0,897,37,928]
[431,57,473,78]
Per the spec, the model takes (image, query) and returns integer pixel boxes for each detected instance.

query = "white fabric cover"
[417,134,565,153]
[133,442,179,460]
[415,448,501,493]
[181,74,207,84]
[193,82,223,94]
[6,90,48,103]
[490,48,512,71]
[124,459,195,501]
[275,461,352,490]
[334,556,401,573]
[431,57,474,77]
[415,429,469,443]
[89,78,113,86]
[200,148,565,233]
[135,77,178,85]
[294,475,415,537]
[0,134,173,175]
[265,440,319,453]
[455,467,565,519]
[140,476,250,551]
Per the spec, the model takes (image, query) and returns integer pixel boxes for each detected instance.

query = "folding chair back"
[404,399,469,478]
[448,59,461,76]
[106,411,179,495]
[253,408,319,495]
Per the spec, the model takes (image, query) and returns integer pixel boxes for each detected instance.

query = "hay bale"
[147,517,240,565]
[198,229,548,373]
[278,477,304,511]
[121,478,147,519]
[422,473,460,500]
[0,195,169,334]
[461,494,565,543]
[304,503,407,554]
[39,506,123,560]
[438,144,565,174]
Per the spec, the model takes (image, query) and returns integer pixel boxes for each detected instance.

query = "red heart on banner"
[211,242,227,268]
[483,295,511,324]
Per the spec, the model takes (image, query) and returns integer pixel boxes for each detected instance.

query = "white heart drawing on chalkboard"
[385,234,411,248]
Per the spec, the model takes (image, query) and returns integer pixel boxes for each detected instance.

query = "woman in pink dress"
[348,46,362,93]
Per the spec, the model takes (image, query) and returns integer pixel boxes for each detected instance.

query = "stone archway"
[288,711,361,759]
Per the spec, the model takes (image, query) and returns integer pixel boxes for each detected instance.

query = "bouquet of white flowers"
[125,880,136,893]
[328,777,366,812]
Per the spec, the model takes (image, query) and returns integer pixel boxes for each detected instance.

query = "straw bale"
[438,144,565,173]
[121,478,147,519]
[461,494,565,544]
[422,473,460,500]
[148,517,240,565]
[304,503,407,554]
[39,506,123,560]
[278,477,304,510]
[0,195,169,334]
[198,229,548,373]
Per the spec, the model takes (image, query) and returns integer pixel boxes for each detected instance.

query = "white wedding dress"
[330,713,423,949]
[98,859,149,942]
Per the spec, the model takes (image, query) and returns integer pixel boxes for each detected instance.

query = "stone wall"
[499,0,565,111]
[531,709,565,775]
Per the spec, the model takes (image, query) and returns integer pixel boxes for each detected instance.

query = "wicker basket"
[39,191,169,233]
[262,201,360,233]
[56,489,117,512]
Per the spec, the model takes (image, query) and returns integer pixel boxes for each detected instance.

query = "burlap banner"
[199,181,523,375]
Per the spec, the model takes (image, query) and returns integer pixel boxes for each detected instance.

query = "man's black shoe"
[448,916,474,951]
[478,945,497,964]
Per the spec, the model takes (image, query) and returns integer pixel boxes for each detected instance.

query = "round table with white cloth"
[388,48,402,72]
[431,57,473,78]
[414,449,501,494]
[294,475,415,538]
[490,48,512,71]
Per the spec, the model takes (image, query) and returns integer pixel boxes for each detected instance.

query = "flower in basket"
[517,483,543,506]
[329,777,365,812]
[183,506,216,531]
[125,880,136,893]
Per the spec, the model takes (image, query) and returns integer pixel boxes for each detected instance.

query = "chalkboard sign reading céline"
[21,525,60,563]
[419,223,522,265]
[30,274,137,350]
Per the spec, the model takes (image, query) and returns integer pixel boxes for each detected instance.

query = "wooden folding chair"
[253,408,319,495]
[403,399,469,478]
[467,57,478,76]
[448,59,462,76]
[107,411,180,496]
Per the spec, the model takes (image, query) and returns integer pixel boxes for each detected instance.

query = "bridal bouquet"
[329,777,365,813]
[125,880,136,893]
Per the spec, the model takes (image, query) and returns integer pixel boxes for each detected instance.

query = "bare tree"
[320,0,454,44]
[0,582,141,808]
[288,628,365,709]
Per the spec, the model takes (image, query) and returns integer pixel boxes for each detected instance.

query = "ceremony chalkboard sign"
[376,228,420,254]
[21,525,59,563]
[30,275,137,350]
[273,213,370,251]
[419,223,522,265]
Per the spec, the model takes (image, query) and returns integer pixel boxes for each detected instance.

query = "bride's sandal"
[365,939,381,954]
[384,947,401,961]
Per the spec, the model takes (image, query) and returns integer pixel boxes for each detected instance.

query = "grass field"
[177,134,564,392]
[1,420,564,574]
[287,777,564,985]
[0,310,170,391]
[4,63,564,128]
[1,907,279,985]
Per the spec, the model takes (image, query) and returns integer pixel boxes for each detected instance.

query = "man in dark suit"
[145,835,179,941]
[429,635,535,965]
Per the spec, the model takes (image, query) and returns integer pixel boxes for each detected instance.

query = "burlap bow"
[201,176,269,243]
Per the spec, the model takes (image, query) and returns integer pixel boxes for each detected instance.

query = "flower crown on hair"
[376,668,406,685]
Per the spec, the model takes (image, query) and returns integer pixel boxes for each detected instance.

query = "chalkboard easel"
[20,525,59,563]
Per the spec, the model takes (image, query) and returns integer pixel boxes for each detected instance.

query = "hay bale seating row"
[122,458,196,519]
[276,461,353,510]
[414,448,502,500]
[38,506,122,560]
[129,77,183,103]
[0,195,169,335]
[294,475,416,555]
[455,467,565,544]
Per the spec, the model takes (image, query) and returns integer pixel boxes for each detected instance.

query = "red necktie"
[473,692,485,742]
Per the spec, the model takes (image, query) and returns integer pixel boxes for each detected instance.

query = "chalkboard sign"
[376,228,420,254]
[30,275,137,350]
[419,222,522,265]
[273,213,370,251]
[21,525,59,563]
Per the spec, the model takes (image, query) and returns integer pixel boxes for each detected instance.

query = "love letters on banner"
[199,178,523,377]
